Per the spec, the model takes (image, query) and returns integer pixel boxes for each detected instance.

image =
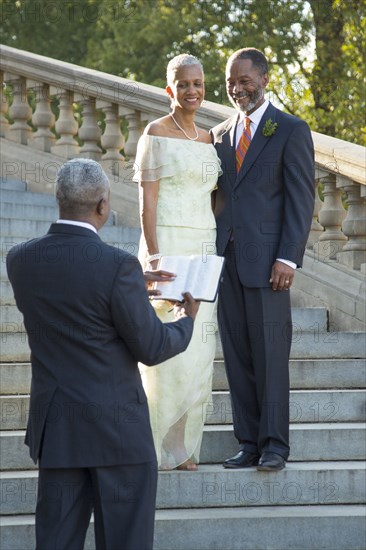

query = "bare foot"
[176,459,198,471]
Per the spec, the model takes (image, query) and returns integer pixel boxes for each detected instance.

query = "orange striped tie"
[236,117,252,172]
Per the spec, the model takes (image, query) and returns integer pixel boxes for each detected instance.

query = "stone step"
[213,358,366,390]
[0,363,31,394]
[0,219,52,241]
[2,505,365,550]
[2,389,364,431]
[0,281,15,305]
[0,304,327,336]
[0,431,35,471]
[215,331,366,360]
[0,202,117,225]
[0,189,57,206]
[2,330,365,362]
[154,505,366,550]
[0,178,27,191]
[0,306,24,331]
[2,423,365,471]
[291,306,328,332]
[0,201,59,221]
[200,423,366,463]
[1,358,365,397]
[0,461,364,515]
[205,389,366,425]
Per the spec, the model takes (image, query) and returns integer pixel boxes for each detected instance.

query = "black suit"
[7,223,194,550]
[211,103,315,458]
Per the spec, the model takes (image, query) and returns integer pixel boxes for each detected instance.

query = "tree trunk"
[309,0,344,136]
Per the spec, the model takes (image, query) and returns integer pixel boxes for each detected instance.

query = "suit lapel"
[229,114,239,148]
[234,103,277,189]
[221,115,239,187]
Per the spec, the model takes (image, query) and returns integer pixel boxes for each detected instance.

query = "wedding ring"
[285,280,290,284]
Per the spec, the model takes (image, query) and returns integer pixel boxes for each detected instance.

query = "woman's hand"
[148,259,160,271]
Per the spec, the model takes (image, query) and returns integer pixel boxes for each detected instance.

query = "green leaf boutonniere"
[262,118,278,137]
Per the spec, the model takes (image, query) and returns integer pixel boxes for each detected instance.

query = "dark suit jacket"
[211,102,315,287]
[6,224,193,468]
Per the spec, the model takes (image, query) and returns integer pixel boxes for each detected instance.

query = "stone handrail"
[1,45,365,271]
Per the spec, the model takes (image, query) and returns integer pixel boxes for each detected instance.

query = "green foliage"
[0,0,97,64]
[1,0,364,144]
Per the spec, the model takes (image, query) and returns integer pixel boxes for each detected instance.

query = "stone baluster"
[141,112,158,127]
[76,95,102,160]
[119,108,142,160]
[314,171,347,261]
[27,81,55,152]
[0,71,10,138]
[50,87,79,159]
[307,173,324,248]
[5,74,32,144]
[336,176,366,269]
[97,100,125,175]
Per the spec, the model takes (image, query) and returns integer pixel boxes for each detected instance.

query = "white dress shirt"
[235,100,269,147]
[56,219,97,234]
[235,100,296,271]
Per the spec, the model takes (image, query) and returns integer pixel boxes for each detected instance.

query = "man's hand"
[173,292,200,321]
[269,261,295,291]
[143,269,176,297]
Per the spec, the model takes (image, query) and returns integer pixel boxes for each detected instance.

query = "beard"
[228,86,264,113]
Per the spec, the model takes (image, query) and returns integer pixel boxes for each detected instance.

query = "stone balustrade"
[1,45,365,272]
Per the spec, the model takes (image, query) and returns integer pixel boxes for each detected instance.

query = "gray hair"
[166,54,204,87]
[227,48,268,75]
[56,158,110,214]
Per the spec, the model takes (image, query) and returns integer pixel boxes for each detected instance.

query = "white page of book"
[189,255,216,299]
[153,255,224,302]
[155,256,192,300]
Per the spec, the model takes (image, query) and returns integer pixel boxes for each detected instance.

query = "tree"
[1,0,364,144]
[85,0,365,144]
[307,0,365,142]
[0,0,97,65]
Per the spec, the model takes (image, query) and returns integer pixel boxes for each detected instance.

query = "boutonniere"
[262,118,278,137]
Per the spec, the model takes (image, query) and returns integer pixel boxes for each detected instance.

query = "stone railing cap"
[1,45,365,185]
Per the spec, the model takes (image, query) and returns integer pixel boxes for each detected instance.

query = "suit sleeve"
[110,255,194,366]
[277,120,315,267]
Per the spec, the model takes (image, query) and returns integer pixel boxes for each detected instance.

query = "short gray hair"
[227,48,268,75]
[166,54,204,87]
[56,158,110,214]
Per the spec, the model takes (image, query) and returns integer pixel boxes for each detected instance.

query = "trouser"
[218,242,292,458]
[36,461,158,550]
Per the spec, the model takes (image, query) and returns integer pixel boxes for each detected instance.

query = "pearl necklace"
[170,114,199,141]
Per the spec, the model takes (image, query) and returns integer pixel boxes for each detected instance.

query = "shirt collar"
[239,99,269,126]
[56,219,97,234]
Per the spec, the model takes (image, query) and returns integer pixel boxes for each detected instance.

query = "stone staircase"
[0,180,365,550]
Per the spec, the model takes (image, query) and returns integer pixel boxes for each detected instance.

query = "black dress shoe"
[223,450,259,469]
[257,452,286,471]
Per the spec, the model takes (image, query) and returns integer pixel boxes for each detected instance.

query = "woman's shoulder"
[144,116,172,137]
[197,127,212,144]
[144,118,212,144]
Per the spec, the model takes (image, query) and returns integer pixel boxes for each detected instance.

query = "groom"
[211,48,314,471]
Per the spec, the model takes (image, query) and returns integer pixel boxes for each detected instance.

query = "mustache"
[232,92,250,99]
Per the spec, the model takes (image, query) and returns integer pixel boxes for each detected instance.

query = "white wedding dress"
[134,134,221,469]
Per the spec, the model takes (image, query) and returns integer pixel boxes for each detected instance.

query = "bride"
[134,54,221,470]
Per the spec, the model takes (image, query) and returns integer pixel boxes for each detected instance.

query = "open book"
[151,255,225,302]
